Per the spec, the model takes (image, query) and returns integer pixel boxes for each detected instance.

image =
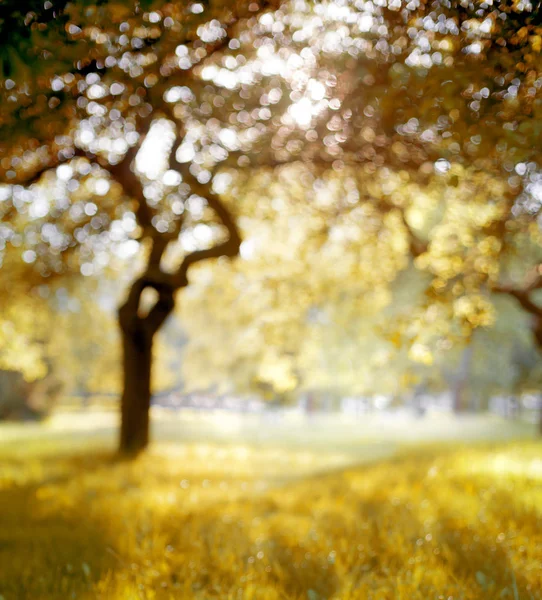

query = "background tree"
[179,167,542,411]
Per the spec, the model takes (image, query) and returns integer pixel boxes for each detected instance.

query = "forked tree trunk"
[113,159,240,454]
[117,278,175,456]
[119,323,154,455]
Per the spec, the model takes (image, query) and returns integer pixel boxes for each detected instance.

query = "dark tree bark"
[117,278,176,455]
[533,318,542,435]
[119,323,153,455]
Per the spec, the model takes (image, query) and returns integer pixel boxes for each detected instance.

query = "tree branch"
[523,264,542,293]
[171,165,241,289]
[108,112,156,231]
[161,112,241,287]
[118,277,147,333]
[118,269,177,333]
[145,287,176,335]
[400,213,428,258]
[492,284,542,317]
[8,146,95,187]
[148,236,169,271]
[493,278,542,351]
[367,196,428,258]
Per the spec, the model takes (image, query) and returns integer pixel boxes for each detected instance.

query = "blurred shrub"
[0,369,63,420]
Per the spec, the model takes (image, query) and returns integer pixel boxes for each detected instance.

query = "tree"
[3,0,542,454]
[0,0,287,454]
[178,167,542,410]
[214,0,542,431]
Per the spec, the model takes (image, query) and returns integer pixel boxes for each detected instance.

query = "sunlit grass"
[0,426,540,599]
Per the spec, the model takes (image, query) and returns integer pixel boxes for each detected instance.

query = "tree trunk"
[117,277,175,456]
[119,324,153,455]
[531,318,542,436]
[453,343,473,414]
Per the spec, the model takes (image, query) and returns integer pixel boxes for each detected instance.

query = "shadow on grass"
[0,447,341,599]
[0,442,539,599]
[0,470,114,599]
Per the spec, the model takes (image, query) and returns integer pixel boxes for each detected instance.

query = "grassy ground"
[0,412,541,599]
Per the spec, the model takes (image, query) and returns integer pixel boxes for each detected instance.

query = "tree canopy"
[2,0,542,448]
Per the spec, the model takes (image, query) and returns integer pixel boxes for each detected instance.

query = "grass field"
[0,411,541,599]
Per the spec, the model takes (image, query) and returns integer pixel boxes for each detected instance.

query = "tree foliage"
[2,0,542,443]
